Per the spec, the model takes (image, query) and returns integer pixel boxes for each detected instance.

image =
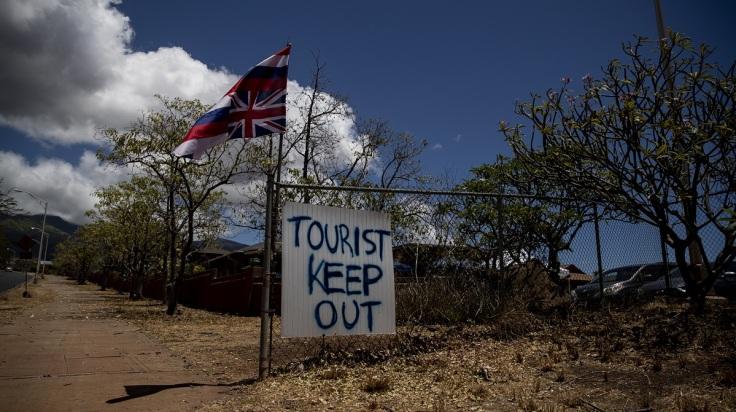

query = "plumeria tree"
[454,155,595,284]
[503,34,736,308]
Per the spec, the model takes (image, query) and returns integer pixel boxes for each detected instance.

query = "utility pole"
[652,0,703,283]
[653,0,667,44]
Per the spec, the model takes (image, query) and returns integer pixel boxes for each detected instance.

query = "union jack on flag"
[173,45,291,159]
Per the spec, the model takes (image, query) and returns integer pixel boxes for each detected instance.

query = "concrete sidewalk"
[0,276,228,411]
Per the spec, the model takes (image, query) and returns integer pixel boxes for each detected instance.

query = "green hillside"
[0,213,246,262]
[0,213,78,260]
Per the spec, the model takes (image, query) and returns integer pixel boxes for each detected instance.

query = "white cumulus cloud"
[0,0,237,144]
[0,150,127,223]
[0,0,372,226]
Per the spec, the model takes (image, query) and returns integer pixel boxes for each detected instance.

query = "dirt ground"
[202,301,736,412]
[0,275,55,324]
[10,278,735,411]
[66,281,262,383]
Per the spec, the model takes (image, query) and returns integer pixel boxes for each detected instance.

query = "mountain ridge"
[1,213,247,259]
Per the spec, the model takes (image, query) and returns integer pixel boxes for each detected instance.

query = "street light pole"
[12,189,48,285]
[42,233,49,278]
[31,227,48,279]
[30,206,47,285]
[36,203,47,283]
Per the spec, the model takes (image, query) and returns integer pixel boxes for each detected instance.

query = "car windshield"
[638,265,665,282]
[599,267,638,283]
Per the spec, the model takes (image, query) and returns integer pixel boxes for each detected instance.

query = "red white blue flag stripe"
[174,45,291,159]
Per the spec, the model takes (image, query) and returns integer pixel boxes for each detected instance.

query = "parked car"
[638,261,736,300]
[572,262,672,303]
[602,262,673,302]
[637,267,688,299]
[712,261,736,301]
[572,265,640,302]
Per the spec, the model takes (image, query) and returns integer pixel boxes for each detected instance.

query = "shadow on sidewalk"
[106,378,257,404]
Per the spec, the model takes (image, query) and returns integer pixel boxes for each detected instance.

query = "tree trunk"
[129,273,136,299]
[165,187,178,314]
[129,264,144,300]
[161,253,168,303]
[166,283,177,314]
[545,248,563,286]
[77,262,87,284]
[167,209,194,315]
[135,275,144,299]
[673,243,707,313]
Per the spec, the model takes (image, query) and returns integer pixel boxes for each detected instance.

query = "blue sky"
[4,1,735,169]
[1,0,734,250]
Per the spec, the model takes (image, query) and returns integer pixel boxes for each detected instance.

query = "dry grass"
[197,299,736,411]
[0,275,55,324]
[363,376,392,393]
[39,277,736,411]
[317,367,346,380]
[676,392,712,412]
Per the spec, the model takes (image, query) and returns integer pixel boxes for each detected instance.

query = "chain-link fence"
[260,184,730,376]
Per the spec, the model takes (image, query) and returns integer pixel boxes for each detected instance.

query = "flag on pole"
[173,45,291,159]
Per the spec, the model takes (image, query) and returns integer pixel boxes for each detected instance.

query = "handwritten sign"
[281,202,396,337]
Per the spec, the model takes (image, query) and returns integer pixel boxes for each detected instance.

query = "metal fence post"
[593,205,605,302]
[659,226,671,289]
[496,195,504,274]
[258,171,275,380]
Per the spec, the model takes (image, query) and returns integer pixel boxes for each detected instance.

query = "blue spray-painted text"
[288,214,390,333]
[287,215,391,261]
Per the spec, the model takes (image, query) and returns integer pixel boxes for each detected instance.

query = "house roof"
[567,273,593,283]
[207,242,281,264]
[561,264,586,275]
[192,247,230,256]
[560,264,591,283]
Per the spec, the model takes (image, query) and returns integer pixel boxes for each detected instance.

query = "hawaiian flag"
[173,45,291,159]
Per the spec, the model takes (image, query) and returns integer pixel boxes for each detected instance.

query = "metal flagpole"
[259,39,289,376]
[259,135,276,380]
[258,172,274,379]
[268,132,284,373]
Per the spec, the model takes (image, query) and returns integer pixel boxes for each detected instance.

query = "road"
[0,271,27,293]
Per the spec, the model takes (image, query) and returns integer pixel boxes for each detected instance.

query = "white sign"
[281,202,396,337]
